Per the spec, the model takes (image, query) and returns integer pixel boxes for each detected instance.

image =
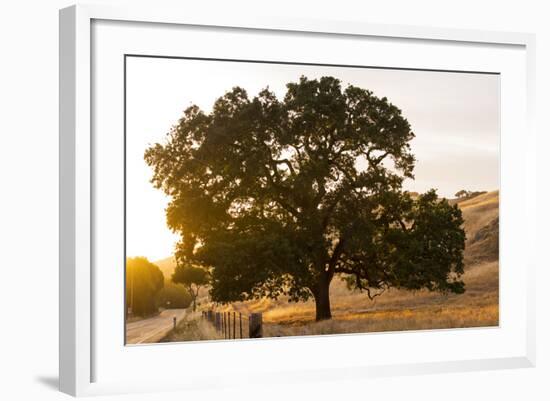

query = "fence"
[201,310,263,339]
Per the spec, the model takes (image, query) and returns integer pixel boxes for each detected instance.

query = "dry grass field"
[159,191,499,339]
[160,311,223,342]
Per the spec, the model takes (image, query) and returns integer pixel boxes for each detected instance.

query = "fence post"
[227,312,231,339]
[207,310,213,323]
[215,312,221,331]
[249,313,263,338]
[239,313,243,338]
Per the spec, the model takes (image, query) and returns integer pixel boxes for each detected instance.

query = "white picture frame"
[59,4,536,397]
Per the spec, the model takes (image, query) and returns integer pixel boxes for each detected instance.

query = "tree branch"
[366,148,391,166]
[327,238,346,276]
[262,164,302,220]
[321,191,346,229]
[365,287,386,301]
[272,158,296,176]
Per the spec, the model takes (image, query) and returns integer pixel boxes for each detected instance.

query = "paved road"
[126,309,187,344]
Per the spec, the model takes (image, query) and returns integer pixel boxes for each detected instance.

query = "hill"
[154,256,177,281]
[456,190,499,265]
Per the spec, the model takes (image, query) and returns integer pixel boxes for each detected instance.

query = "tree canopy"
[126,257,164,317]
[145,76,465,321]
[156,282,193,309]
[171,264,210,312]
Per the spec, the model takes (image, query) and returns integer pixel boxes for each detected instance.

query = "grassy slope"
[160,311,223,342]
[459,190,499,265]
[159,190,500,338]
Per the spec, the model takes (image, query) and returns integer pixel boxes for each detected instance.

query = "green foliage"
[171,264,209,311]
[145,76,466,321]
[172,264,209,287]
[343,190,465,295]
[126,257,164,317]
[156,282,193,309]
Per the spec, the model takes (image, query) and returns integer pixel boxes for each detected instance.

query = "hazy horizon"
[126,57,499,262]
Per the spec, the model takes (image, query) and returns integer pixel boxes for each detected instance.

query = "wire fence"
[201,310,263,339]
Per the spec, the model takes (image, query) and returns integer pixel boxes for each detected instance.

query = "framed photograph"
[59,4,536,396]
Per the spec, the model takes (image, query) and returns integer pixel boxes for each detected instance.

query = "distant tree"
[156,282,193,309]
[146,76,466,321]
[455,190,470,198]
[455,189,487,199]
[126,257,164,317]
[171,264,209,312]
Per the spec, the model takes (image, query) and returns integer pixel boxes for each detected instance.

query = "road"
[126,309,187,345]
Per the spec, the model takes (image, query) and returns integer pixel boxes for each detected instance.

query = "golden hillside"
[457,190,499,265]
[154,256,177,281]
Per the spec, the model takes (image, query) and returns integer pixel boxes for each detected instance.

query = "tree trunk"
[191,286,199,312]
[313,275,332,321]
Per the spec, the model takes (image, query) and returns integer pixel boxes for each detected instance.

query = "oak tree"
[171,264,209,312]
[145,76,466,321]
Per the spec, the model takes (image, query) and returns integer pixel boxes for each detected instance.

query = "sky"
[126,57,500,262]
